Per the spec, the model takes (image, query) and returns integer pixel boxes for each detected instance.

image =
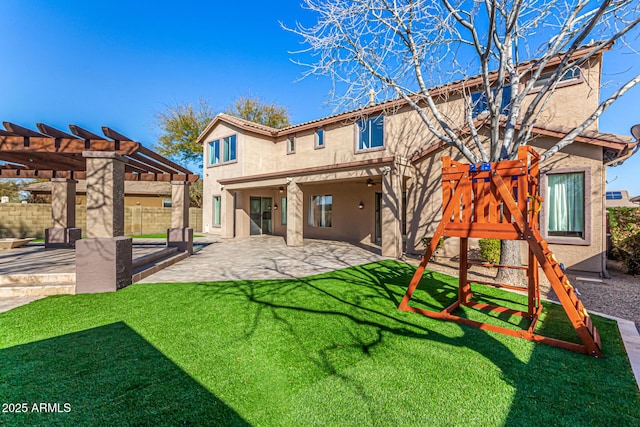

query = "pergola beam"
[3,122,48,138]
[0,151,85,171]
[0,136,139,154]
[101,126,133,142]
[0,122,198,183]
[0,168,197,181]
[69,124,105,141]
[137,145,191,175]
[36,123,79,139]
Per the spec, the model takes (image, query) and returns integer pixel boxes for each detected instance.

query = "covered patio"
[0,121,199,293]
[217,157,411,258]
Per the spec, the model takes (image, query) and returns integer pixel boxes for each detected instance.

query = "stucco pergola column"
[76,151,132,293]
[45,178,81,248]
[381,165,403,258]
[221,189,234,239]
[286,180,304,246]
[167,181,193,254]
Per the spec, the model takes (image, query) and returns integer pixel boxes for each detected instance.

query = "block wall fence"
[0,203,203,238]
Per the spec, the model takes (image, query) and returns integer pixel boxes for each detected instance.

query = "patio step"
[132,246,178,269]
[0,273,76,297]
[0,273,75,285]
[132,249,189,283]
[0,284,75,297]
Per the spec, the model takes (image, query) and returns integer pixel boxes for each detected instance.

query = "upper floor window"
[533,66,581,89]
[315,129,325,149]
[471,85,511,117]
[357,116,384,151]
[208,135,237,165]
[287,136,296,154]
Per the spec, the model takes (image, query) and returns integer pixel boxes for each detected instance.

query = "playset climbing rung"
[399,146,602,357]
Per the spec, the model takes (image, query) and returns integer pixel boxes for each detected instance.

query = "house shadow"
[0,322,250,426]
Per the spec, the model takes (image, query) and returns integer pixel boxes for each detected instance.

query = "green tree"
[154,96,290,165]
[0,179,31,202]
[154,99,215,164]
[0,180,22,202]
[154,96,290,207]
[225,95,290,129]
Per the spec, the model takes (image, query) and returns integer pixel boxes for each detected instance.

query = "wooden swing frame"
[399,146,602,357]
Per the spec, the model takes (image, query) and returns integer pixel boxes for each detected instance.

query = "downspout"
[601,160,610,279]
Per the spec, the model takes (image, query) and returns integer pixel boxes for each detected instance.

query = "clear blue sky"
[1,0,639,195]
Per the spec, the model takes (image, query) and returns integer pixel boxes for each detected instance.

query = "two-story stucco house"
[198,46,637,275]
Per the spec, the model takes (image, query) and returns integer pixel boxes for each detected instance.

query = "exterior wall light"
[279,186,284,193]
[358,202,364,209]
[274,203,278,210]
[366,178,374,187]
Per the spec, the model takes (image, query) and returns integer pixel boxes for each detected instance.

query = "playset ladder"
[399,146,602,357]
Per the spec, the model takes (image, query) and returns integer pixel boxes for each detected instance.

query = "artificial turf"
[1,260,638,426]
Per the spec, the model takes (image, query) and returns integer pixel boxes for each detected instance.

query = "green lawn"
[1,260,638,426]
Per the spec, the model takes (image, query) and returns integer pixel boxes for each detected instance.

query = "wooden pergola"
[0,121,199,182]
[0,121,198,293]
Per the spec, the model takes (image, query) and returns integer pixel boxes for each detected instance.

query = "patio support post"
[45,178,81,248]
[76,151,132,293]
[381,164,403,258]
[167,181,193,254]
[221,189,234,239]
[286,180,303,246]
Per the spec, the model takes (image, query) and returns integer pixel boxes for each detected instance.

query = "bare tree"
[286,0,640,162]
[285,0,640,282]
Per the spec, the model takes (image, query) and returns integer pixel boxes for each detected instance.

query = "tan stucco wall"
[520,57,601,130]
[301,182,377,243]
[212,181,382,246]
[201,57,608,271]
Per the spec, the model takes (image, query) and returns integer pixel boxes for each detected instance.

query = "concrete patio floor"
[138,235,385,283]
[0,241,182,275]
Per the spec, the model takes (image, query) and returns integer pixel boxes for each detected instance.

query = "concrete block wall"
[0,203,203,238]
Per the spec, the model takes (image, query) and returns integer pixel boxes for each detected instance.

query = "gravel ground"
[406,256,640,330]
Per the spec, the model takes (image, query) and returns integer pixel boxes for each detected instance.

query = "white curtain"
[548,173,584,235]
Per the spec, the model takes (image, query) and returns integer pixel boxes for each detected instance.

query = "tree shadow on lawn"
[0,322,249,427]
[193,259,640,425]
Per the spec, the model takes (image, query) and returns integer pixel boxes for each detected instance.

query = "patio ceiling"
[0,122,198,182]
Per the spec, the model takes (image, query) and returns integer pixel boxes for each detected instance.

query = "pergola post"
[45,178,81,248]
[167,181,193,254]
[76,152,132,293]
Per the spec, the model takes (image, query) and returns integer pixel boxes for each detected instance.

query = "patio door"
[250,197,273,235]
